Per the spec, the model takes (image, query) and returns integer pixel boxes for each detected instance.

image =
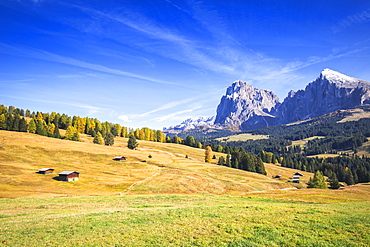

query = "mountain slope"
[0,130,296,198]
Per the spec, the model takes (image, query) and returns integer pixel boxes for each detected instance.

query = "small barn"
[58,171,80,182]
[113,156,126,161]
[292,175,300,183]
[38,168,54,174]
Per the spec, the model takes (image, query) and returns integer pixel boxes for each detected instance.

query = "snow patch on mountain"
[163,116,215,131]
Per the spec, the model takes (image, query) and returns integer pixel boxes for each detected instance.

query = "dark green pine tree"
[104,132,114,146]
[218,156,225,166]
[256,157,267,175]
[307,170,328,189]
[233,158,239,169]
[6,114,13,130]
[53,125,61,139]
[72,132,80,141]
[36,120,47,136]
[128,135,139,150]
[28,119,37,133]
[329,173,340,189]
[226,154,231,167]
[345,169,355,186]
[111,126,119,137]
[12,114,20,131]
[19,117,27,132]
[247,159,256,172]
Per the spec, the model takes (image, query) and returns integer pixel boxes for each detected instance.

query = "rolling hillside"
[0,130,305,199]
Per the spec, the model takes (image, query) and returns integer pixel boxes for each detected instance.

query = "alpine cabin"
[58,171,80,182]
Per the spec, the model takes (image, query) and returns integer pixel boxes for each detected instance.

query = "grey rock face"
[214,80,280,130]
[275,68,370,124]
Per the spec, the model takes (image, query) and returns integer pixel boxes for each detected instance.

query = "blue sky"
[1,0,370,130]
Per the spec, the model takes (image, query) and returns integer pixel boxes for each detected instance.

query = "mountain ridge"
[164,68,370,132]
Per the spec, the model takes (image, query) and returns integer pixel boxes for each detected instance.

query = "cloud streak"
[152,106,202,122]
[0,43,179,86]
[64,3,236,75]
[333,9,370,33]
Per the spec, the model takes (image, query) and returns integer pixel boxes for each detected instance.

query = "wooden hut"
[292,174,300,183]
[58,171,80,182]
[38,168,54,174]
[113,156,127,161]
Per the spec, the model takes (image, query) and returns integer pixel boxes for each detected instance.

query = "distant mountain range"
[164,69,370,132]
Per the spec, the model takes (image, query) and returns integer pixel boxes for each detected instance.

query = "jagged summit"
[214,81,280,130]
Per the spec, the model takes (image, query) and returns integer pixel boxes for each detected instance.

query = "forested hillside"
[177,107,370,186]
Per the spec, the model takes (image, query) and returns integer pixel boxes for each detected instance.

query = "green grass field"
[1,191,369,246]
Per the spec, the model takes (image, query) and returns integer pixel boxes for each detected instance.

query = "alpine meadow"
[1,1,370,246]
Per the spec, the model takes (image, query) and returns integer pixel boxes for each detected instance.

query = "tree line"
[0,105,167,146]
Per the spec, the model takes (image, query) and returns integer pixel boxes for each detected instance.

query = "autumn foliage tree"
[93,132,103,145]
[205,145,212,163]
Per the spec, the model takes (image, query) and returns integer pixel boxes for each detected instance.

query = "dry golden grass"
[215,133,269,142]
[0,130,299,199]
[289,136,325,147]
[264,163,313,188]
[337,108,370,123]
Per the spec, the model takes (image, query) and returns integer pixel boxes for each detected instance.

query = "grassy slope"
[0,130,298,199]
[0,190,369,246]
[0,130,369,246]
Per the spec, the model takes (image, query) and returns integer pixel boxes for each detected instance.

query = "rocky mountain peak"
[214,81,280,130]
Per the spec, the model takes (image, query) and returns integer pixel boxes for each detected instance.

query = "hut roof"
[39,168,54,172]
[58,171,80,175]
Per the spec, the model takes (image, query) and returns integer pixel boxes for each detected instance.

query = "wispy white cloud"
[118,114,131,123]
[57,72,108,79]
[333,9,370,33]
[0,43,179,86]
[0,79,35,83]
[63,4,236,75]
[136,97,200,118]
[152,106,202,122]
[0,94,109,112]
[279,48,367,75]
